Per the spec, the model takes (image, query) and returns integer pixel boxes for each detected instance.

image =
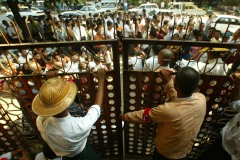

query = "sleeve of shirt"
[81,105,101,127]
[163,79,177,101]
[36,116,43,132]
[123,110,145,123]
[36,116,49,132]
[0,152,11,159]
[229,100,240,112]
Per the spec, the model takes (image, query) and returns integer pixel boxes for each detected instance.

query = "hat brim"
[199,48,229,53]
[32,82,78,116]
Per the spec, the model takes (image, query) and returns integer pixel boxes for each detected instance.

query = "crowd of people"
[0,10,239,79]
[0,9,240,160]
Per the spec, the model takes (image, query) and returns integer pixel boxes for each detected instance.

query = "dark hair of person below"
[43,142,58,159]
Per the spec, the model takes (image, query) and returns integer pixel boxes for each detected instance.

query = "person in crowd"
[106,21,115,39]
[175,14,183,26]
[6,19,23,43]
[68,54,80,73]
[44,18,55,41]
[121,67,206,160]
[200,47,229,75]
[212,30,222,42]
[65,19,74,41]
[176,22,186,39]
[124,20,133,38]
[53,54,65,70]
[1,20,13,43]
[167,33,181,54]
[58,14,66,30]
[102,46,112,69]
[94,27,105,50]
[17,49,33,65]
[27,58,43,74]
[89,56,107,72]
[28,16,42,42]
[164,26,175,40]
[128,44,145,70]
[143,45,160,71]
[73,20,87,41]
[32,68,106,160]
[155,48,174,72]
[206,27,215,41]
[78,49,88,71]
[189,32,204,61]
[54,21,67,41]
[205,15,213,34]
[222,32,231,42]
[228,28,240,43]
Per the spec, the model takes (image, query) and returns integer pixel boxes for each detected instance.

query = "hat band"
[39,81,72,108]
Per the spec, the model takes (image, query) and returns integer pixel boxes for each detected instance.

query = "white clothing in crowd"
[222,100,240,160]
[128,56,143,70]
[73,26,88,41]
[143,55,160,71]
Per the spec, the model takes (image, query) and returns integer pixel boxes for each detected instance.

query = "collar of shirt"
[176,95,194,101]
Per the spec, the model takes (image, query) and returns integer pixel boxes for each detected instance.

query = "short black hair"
[152,45,161,54]
[175,67,200,96]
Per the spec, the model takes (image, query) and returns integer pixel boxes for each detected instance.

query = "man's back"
[152,92,206,159]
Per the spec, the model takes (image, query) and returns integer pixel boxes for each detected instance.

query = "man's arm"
[158,69,177,101]
[94,68,106,107]
[121,110,145,123]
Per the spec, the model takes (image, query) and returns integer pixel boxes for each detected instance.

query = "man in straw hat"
[32,68,106,160]
[199,46,229,75]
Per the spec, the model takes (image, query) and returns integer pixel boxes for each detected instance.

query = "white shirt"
[128,56,143,70]
[106,28,115,39]
[222,100,240,160]
[92,63,105,72]
[201,58,228,75]
[124,24,132,38]
[18,54,32,64]
[105,50,112,65]
[88,61,96,70]
[72,26,88,41]
[36,105,101,157]
[143,55,160,71]
[68,61,80,73]
[176,59,206,73]
[54,27,67,41]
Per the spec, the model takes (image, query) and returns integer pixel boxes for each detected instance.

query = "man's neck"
[53,110,68,118]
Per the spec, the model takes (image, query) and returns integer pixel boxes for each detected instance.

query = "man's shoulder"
[193,92,206,99]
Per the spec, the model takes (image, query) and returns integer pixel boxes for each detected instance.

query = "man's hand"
[158,69,173,85]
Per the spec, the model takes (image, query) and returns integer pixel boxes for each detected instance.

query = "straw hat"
[199,47,229,53]
[199,38,229,53]
[32,78,77,116]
